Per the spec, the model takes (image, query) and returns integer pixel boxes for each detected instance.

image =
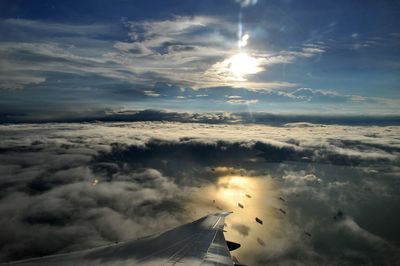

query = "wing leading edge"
[3,211,238,266]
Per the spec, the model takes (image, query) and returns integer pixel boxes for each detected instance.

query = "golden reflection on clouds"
[187,167,293,264]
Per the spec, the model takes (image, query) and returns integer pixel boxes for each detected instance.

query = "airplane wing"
[3,211,243,266]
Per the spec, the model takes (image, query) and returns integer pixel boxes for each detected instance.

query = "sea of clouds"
[0,122,399,265]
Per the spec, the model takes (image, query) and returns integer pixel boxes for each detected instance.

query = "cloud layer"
[0,122,399,265]
[2,108,400,124]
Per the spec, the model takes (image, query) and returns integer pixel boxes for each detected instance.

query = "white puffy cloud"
[282,172,322,185]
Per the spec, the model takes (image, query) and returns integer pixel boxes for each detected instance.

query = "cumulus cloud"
[0,139,188,262]
[282,172,322,185]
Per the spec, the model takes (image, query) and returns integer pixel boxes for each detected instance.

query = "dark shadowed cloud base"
[1,109,400,126]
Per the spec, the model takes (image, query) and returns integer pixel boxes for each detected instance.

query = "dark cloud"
[232,223,251,237]
[1,108,400,125]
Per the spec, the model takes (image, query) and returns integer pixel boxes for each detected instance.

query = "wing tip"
[214,211,233,217]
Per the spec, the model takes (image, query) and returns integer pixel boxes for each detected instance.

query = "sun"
[227,53,263,80]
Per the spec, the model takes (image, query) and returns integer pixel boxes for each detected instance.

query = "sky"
[0,0,399,122]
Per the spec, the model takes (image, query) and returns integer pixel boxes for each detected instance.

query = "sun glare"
[209,31,265,82]
[227,53,263,80]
